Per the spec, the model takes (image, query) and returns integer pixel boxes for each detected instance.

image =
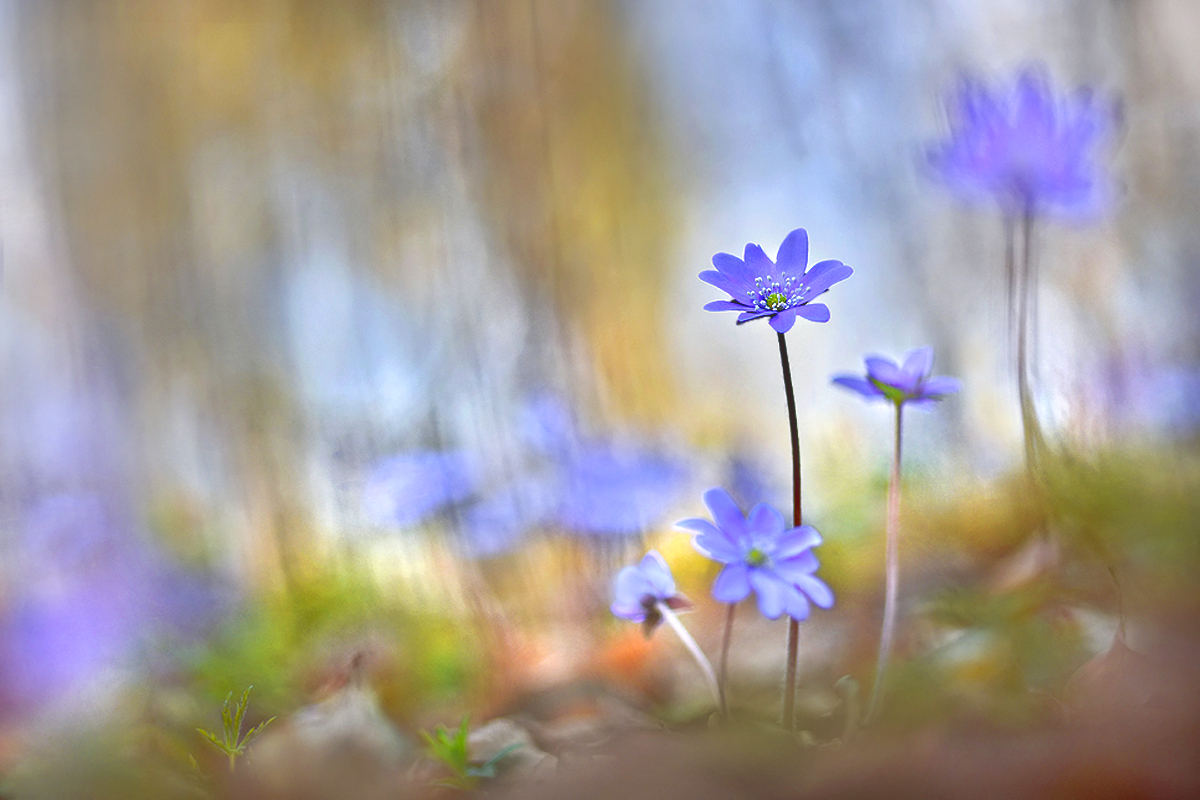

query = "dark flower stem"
[777,332,802,733]
[718,603,735,720]
[865,401,903,725]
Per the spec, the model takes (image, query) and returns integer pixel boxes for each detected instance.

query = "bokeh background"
[1,0,1199,794]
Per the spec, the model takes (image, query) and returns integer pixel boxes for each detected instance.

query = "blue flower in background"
[926,67,1116,218]
[832,346,961,408]
[0,492,220,715]
[367,398,691,555]
[610,550,691,634]
[701,228,852,333]
[678,488,833,621]
[558,445,688,537]
[362,450,477,527]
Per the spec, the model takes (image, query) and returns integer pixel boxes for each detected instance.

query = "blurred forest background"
[1,0,1199,788]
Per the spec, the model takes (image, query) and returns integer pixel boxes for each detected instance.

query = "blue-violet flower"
[701,228,852,333]
[677,488,834,621]
[832,347,960,407]
[926,67,1115,219]
[611,550,692,636]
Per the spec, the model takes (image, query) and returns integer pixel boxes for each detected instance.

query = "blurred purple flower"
[701,228,852,333]
[362,450,477,527]
[678,488,833,621]
[832,346,960,408]
[557,445,687,537]
[610,550,692,635]
[0,492,220,714]
[926,67,1116,218]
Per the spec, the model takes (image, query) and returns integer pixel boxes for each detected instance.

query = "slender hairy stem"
[865,402,903,726]
[718,603,735,720]
[659,603,722,711]
[1016,209,1044,475]
[1004,215,1016,354]
[777,332,802,732]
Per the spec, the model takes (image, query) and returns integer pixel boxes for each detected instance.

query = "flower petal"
[864,356,911,391]
[638,550,675,598]
[704,299,750,312]
[832,375,883,398]
[712,563,751,603]
[711,252,756,290]
[612,566,651,620]
[768,306,798,333]
[772,551,820,582]
[610,600,645,621]
[801,260,853,298]
[699,270,743,297]
[775,228,809,276]
[783,585,811,621]
[794,303,830,323]
[747,503,786,537]
[743,243,775,274]
[736,310,772,325]
[920,376,962,397]
[794,572,835,609]
[702,487,748,540]
[773,526,822,559]
[902,347,934,382]
[749,569,787,619]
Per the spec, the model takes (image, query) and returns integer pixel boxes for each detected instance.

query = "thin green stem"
[659,603,723,712]
[865,401,903,725]
[777,332,802,733]
[718,603,735,720]
[1016,209,1045,476]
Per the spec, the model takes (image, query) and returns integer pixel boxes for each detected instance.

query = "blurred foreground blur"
[2,1,1200,798]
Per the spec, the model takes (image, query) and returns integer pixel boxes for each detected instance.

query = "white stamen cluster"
[748,275,806,312]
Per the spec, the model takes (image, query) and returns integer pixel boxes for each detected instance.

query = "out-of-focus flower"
[558,445,687,537]
[362,451,477,527]
[833,346,961,407]
[610,550,692,635]
[0,492,219,715]
[925,67,1116,218]
[677,488,833,621]
[701,228,852,333]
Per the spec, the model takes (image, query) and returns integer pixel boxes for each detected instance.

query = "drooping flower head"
[701,228,852,333]
[926,66,1116,219]
[611,550,692,636]
[677,488,833,621]
[832,346,961,407]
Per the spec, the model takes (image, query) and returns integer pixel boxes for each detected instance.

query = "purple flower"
[926,67,1116,218]
[558,445,688,537]
[832,346,961,408]
[677,488,833,621]
[701,228,852,333]
[362,450,477,527]
[610,551,692,635]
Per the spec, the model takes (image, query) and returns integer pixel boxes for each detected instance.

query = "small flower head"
[677,488,834,621]
[926,66,1116,219]
[611,550,693,636]
[701,228,852,333]
[832,346,961,407]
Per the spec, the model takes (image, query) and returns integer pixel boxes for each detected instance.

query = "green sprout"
[420,715,521,790]
[196,686,276,772]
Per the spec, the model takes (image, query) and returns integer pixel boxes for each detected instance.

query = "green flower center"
[765,292,789,311]
[870,378,911,405]
[746,547,769,567]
